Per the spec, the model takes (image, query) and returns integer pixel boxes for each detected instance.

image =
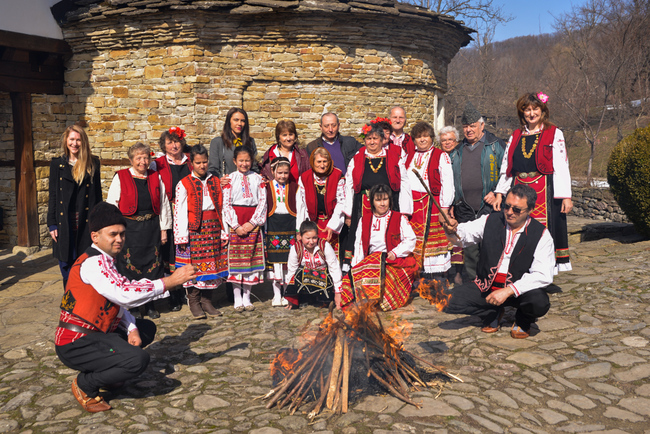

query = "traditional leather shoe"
[510,324,530,339]
[481,308,505,333]
[234,305,245,313]
[244,304,255,312]
[72,379,111,413]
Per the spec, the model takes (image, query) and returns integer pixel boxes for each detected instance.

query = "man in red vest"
[55,202,196,413]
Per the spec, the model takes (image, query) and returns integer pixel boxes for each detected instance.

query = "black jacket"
[306,134,363,171]
[47,156,102,262]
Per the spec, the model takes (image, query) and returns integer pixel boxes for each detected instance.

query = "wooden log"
[326,330,344,409]
[368,368,421,408]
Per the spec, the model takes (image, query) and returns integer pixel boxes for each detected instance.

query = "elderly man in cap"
[450,102,506,280]
[306,112,362,174]
[55,202,197,413]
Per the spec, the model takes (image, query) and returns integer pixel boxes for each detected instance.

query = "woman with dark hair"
[260,120,310,183]
[107,142,172,319]
[341,184,418,311]
[405,121,454,284]
[150,126,193,311]
[296,147,346,260]
[48,125,103,288]
[208,108,258,183]
[343,122,411,264]
[174,144,227,319]
[494,92,573,272]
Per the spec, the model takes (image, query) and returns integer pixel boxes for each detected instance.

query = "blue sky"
[491,0,583,41]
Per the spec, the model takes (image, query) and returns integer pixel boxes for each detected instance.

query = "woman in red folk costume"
[107,142,171,319]
[296,147,346,260]
[343,121,412,264]
[341,184,418,311]
[494,92,573,272]
[405,121,455,284]
[174,145,227,319]
[151,127,193,311]
[260,120,310,183]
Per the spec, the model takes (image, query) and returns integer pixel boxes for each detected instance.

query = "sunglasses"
[503,203,528,214]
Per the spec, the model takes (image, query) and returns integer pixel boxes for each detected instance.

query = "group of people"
[49,93,573,413]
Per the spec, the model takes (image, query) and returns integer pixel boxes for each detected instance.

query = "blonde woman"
[47,125,102,288]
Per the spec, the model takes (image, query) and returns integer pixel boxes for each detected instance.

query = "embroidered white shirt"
[351,212,416,266]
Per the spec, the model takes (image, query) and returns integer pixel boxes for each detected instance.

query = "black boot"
[168,286,185,312]
[145,301,160,319]
[129,307,142,320]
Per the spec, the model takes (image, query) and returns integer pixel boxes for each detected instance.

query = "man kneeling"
[55,202,197,412]
[442,184,554,338]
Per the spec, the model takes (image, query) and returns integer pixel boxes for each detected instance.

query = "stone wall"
[570,187,629,223]
[0,0,471,248]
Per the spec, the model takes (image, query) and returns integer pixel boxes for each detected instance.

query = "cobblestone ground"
[1,217,649,434]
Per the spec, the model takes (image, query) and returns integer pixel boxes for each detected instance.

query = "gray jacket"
[208,136,258,177]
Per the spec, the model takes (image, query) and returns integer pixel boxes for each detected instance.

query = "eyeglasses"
[503,203,528,214]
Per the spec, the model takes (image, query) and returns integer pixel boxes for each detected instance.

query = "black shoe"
[129,308,142,320]
[147,308,160,319]
[169,302,182,312]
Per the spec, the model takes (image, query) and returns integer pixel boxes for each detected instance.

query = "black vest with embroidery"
[474,213,546,292]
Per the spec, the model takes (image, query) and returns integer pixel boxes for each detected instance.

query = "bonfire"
[264,282,461,420]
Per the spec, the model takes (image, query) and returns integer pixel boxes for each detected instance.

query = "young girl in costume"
[222,146,267,312]
[265,157,298,307]
[284,221,343,310]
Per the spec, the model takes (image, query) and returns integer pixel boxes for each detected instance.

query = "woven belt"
[125,213,155,221]
[516,171,540,179]
[58,320,100,335]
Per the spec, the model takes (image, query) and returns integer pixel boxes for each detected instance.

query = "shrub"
[607,124,650,237]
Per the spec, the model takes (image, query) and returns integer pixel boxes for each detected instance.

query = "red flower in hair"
[169,126,186,139]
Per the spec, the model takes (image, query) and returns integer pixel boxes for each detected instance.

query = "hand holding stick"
[411,169,458,236]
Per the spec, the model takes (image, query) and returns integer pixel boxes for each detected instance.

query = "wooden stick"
[407,353,464,383]
[368,368,421,408]
[411,169,456,235]
[326,330,345,409]
[341,337,351,413]
[308,366,332,420]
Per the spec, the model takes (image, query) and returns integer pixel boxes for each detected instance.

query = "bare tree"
[406,0,512,31]
[547,0,648,181]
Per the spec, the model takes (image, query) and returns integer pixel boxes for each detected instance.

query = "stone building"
[0,0,472,249]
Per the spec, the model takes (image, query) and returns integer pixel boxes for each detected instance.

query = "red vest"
[293,239,328,264]
[180,174,223,232]
[60,249,121,333]
[300,168,342,221]
[116,169,162,216]
[266,180,298,217]
[400,133,416,156]
[351,145,401,194]
[154,154,192,201]
[405,146,443,196]
[506,126,556,177]
[360,209,403,257]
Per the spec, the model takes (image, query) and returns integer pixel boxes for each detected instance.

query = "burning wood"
[265,299,461,419]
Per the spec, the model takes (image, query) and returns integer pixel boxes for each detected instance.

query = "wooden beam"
[0,59,64,81]
[11,92,40,247]
[0,75,64,94]
[0,30,71,55]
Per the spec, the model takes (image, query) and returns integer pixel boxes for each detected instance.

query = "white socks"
[233,285,243,308]
[242,284,252,307]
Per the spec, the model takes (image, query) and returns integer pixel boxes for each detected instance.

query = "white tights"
[233,283,253,307]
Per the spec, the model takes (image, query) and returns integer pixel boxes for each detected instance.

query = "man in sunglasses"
[441,184,555,338]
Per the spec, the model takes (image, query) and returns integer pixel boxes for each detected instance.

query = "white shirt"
[173,172,218,244]
[106,168,172,230]
[352,212,416,267]
[495,128,572,198]
[222,171,267,231]
[344,148,413,217]
[285,242,343,293]
[406,148,455,208]
[456,215,555,296]
[296,174,346,233]
[80,244,169,332]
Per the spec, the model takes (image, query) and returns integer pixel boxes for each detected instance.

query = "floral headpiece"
[358,117,392,140]
[536,92,549,104]
[168,126,186,139]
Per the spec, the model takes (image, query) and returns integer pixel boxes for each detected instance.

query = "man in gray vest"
[450,102,506,280]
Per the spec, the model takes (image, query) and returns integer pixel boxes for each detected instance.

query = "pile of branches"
[264,301,461,419]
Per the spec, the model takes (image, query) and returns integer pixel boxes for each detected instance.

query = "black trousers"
[56,319,156,398]
[444,282,550,330]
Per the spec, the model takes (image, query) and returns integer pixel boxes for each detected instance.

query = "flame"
[415,277,451,312]
[270,348,303,381]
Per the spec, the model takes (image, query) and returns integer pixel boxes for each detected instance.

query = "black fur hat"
[88,202,127,233]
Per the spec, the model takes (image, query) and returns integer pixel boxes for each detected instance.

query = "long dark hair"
[222,108,253,150]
